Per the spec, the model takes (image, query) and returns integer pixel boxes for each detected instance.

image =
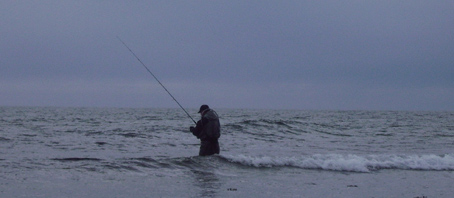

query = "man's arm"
[190,120,203,138]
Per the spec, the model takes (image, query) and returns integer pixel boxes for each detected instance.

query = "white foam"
[222,154,454,172]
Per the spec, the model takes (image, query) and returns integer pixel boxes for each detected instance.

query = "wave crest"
[221,154,454,172]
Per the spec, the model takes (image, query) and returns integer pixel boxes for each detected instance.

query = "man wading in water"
[190,105,221,156]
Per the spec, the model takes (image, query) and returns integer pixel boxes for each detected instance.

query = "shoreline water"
[1,107,453,197]
[1,156,452,198]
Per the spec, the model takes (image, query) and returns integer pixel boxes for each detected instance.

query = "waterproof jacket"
[191,109,221,140]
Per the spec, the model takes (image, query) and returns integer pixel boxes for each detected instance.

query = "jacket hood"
[203,109,219,120]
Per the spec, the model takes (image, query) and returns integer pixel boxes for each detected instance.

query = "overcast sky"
[1,1,453,111]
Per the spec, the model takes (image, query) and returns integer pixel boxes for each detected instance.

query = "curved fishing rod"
[117,36,197,125]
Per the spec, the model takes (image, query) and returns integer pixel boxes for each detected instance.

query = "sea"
[0,107,453,198]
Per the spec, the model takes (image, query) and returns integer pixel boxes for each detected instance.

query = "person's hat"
[198,104,210,113]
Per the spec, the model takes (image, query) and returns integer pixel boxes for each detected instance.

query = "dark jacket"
[190,109,221,141]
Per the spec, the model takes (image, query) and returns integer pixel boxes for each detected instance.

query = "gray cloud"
[1,1,453,110]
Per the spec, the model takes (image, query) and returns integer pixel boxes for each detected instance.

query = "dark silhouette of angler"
[190,105,221,156]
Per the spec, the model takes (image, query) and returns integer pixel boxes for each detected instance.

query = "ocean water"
[0,107,453,198]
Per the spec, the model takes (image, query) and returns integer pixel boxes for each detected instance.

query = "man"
[190,104,221,156]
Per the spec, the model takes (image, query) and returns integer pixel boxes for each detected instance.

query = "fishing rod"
[117,36,197,125]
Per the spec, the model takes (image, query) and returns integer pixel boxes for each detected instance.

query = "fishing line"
[117,36,197,124]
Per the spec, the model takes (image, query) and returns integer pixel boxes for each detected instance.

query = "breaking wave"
[221,154,454,172]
